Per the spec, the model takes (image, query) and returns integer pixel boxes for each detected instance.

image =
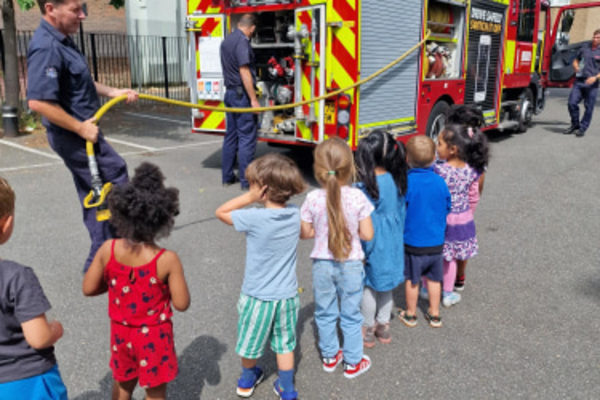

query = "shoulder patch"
[45,67,58,78]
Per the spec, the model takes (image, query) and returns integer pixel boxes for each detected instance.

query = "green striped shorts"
[235,293,300,359]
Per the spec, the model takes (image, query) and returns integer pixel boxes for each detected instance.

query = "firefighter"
[220,13,260,190]
[26,0,138,272]
[564,29,600,138]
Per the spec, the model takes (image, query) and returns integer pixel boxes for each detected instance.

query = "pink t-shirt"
[300,186,374,261]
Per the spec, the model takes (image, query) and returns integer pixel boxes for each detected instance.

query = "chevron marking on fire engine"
[191,0,224,14]
[297,9,316,141]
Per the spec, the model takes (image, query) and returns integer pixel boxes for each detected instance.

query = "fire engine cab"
[186,0,600,148]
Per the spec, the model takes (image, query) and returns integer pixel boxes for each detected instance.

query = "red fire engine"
[186,0,600,148]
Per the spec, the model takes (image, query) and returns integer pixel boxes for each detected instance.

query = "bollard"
[2,105,19,138]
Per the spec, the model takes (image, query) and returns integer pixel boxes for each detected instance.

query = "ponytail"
[325,174,352,260]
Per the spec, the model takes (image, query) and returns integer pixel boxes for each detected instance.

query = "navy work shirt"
[220,28,256,88]
[576,43,600,80]
[27,19,99,144]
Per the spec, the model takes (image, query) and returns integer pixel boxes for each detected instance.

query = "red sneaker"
[343,355,371,379]
[322,350,343,372]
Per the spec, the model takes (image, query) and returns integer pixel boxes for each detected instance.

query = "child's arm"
[215,185,267,225]
[300,220,315,239]
[21,315,63,350]
[478,172,486,195]
[358,216,374,241]
[161,251,190,312]
[82,240,110,296]
[468,179,481,214]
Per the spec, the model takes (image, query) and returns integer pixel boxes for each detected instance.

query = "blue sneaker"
[273,378,298,400]
[442,291,461,307]
[236,367,264,398]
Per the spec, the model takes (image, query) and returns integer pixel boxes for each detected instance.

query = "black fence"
[0,29,190,105]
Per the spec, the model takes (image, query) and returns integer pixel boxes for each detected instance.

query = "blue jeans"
[568,79,599,133]
[223,89,258,188]
[312,259,365,365]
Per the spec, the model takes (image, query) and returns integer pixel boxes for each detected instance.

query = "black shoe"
[222,176,239,187]
[575,129,585,137]
[563,126,579,135]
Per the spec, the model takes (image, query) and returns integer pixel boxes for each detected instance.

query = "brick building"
[1,0,126,33]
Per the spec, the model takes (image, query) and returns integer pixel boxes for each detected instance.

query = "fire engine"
[186,0,600,148]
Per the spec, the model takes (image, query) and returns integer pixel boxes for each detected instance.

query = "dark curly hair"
[441,124,489,174]
[446,104,485,129]
[355,130,408,200]
[108,162,179,243]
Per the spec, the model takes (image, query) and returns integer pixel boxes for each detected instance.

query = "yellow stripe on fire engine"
[505,40,516,75]
[188,0,201,14]
[297,9,314,141]
[358,117,415,130]
[201,102,226,130]
[531,43,537,73]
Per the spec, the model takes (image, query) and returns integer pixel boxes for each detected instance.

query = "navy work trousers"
[47,131,128,272]
[568,79,599,133]
[222,89,257,188]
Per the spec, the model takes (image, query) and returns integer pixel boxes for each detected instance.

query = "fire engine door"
[188,14,226,131]
[544,3,600,87]
[295,5,326,142]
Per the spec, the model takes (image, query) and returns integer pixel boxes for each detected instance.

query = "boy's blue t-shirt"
[232,205,300,301]
[404,167,451,248]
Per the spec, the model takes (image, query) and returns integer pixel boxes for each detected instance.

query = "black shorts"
[404,252,443,284]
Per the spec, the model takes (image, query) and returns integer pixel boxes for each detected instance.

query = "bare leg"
[242,357,258,369]
[457,259,467,279]
[112,378,137,400]
[276,351,294,371]
[428,281,441,316]
[405,281,419,316]
[146,383,167,400]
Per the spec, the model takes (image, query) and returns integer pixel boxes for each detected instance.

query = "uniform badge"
[45,67,58,78]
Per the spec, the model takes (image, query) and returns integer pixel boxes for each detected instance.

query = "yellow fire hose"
[84,32,431,221]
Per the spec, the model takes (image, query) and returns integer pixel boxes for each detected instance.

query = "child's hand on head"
[248,184,268,203]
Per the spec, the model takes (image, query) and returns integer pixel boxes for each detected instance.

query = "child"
[354,130,408,347]
[215,154,306,400]
[433,123,489,306]
[83,163,190,400]
[445,105,489,291]
[0,177,68,399]
[399,136,451,328]
[300,137,374,378]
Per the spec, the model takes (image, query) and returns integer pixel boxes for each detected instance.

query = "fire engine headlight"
[337,110,350,125]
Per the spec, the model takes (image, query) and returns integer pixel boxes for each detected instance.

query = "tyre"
[517,88,534,133]
[426,100,449,142]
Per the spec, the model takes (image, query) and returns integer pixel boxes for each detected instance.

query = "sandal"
[424,310,442,328]
[398,309,418,328]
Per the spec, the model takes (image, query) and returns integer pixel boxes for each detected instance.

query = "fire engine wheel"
[517,88,534,133]
[426,100,449,142]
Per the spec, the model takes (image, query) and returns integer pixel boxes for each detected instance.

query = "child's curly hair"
[108,162,179,243]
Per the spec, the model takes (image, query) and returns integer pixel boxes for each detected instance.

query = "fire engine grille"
[358,0,421,128]
[464,0,507,111]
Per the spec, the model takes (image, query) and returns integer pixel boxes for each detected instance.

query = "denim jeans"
[312,259,365,365]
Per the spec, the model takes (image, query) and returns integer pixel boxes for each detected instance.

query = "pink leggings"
[443,259,457,293]
[423,259,457,294]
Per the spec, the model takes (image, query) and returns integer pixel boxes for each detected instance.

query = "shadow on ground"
[72,335,226,400]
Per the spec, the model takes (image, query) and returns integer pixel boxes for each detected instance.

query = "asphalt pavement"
[0,91,598,399]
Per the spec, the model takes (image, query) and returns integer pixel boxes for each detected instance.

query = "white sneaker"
[442,292,461,307]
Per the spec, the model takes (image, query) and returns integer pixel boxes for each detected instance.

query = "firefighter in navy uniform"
[220,13,260,190]
[27,0,138,272]
[564,29,600,138]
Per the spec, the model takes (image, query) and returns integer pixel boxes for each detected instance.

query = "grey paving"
[0,91,598,399]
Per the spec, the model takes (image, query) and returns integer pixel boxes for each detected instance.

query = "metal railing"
[0,29,190,106]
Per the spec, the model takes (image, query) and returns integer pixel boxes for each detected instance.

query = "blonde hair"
[406,136,435,168]
[245,153,306,203]
[0,177,15,218]
[313,138,355,260]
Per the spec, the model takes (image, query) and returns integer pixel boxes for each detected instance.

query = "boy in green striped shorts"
[216,154,306,400]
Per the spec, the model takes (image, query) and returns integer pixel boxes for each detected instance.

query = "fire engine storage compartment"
[230,11,298,136]
[358,0,422,136]
[424,0,466,81]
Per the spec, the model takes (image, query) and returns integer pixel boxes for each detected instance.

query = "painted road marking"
[106,137,157,151]
[122,112,189,125]
[0,139,60,160]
